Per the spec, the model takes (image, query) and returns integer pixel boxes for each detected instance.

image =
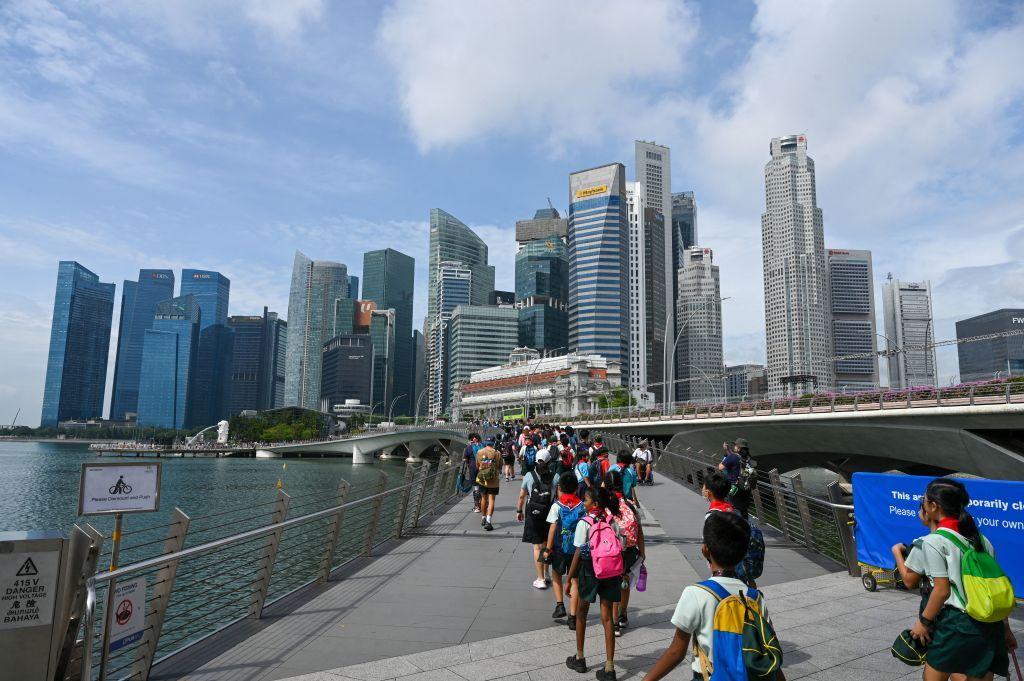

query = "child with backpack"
[604,468,645,637]
[544,471,586,627]
[566,486,624,681]
[905,477,1016,680]
[644,511,784,681]
[574,449,592,495]
[614,450,639,506]
[703,470,764,588]
[517,451,556,589]
[520,436,539,477]
[475,442,503,531]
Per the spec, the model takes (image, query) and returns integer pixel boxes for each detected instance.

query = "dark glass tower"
[348,275,360,300]
[227,308,287,414]
[363,248,415,416]
[515,208,569,354]
[181,269,233,425]
[110,269,174,421]
[137,295,201,429]
[41,262,115,426]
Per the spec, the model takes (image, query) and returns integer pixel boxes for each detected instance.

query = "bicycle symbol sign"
[109,476,133,495]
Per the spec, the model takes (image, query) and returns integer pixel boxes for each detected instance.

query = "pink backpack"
[616,501,639,548]
[585,513,624,579]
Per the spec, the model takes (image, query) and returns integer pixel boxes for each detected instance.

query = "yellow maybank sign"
[575,184,607,200]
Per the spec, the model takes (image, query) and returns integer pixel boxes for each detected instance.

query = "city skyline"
[5,1,1024,425]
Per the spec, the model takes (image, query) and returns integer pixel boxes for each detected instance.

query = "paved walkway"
[152,472,1018,681]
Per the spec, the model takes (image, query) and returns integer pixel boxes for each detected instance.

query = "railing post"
[249,490,290,618]
[426,458,446,515]
[751,482,767,523]
[317,478,350,583]
[412,461,433,526]
[790,474,815,550]
[970,385,975,405]
[907,389,912,407]
[131,509,190,680]
[853,394,859,411]
[362,471,389,556]
[827,481,860,576]
[767,469,792,540]
[394,463,417,538]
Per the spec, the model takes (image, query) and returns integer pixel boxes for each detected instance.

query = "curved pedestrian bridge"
[145,471,1016,681]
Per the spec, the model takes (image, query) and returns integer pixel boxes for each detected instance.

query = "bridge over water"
[68,431,1022,681]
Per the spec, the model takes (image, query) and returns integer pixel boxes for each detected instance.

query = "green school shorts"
[927,606,1008,677]
[576,557,621,604]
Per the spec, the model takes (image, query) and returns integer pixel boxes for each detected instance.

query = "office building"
[568,163,629,366]
[181,269,233,425]
[428,261,472,416]
[828,249,879,391]
[635,142,674,390]
[320,334,374,411]
[426,209,494,416]
[454,352,622,420]
[956,309,1024,382]
[626,182,667,403]
[363,248,415,415]
[725,364,767,401]
[369,309,396,416]
[515,207,569,354]
[284,252,348,410]
[676,247,723,403]
[490,290,516,306]
[110,269,175,421]
[347,275,360,300]
[136,295,201,429]
[762,135,834,396]
[413,329,427,417]
[671,191,698,261]
[447,305,519,415]
[227,308,287,415]
[41,261,115,426]
[882,276,937,388]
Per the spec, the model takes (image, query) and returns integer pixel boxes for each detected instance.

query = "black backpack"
[736,458,758,492]
[526,470,554,520]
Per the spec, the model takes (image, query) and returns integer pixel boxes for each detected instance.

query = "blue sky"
[2,0,1023,426]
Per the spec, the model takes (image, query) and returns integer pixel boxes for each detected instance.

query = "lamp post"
[524,347,566,420]
[664,296,730,407]
[388,394,407,422]
[677,361,721,403]
[413,388,428,425]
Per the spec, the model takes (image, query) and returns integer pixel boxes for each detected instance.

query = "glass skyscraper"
[568,163,629,367]
[41,261,115,426]
[110,269,175,421]
[137,295,201,429]
[181,269,233,426]
[428,261,472,416]
[227,308,287,415]
[348,275,360,300]
[514,208,568,354]
[363,248,415,416]
[828,249,879,391]
[284,251,348,410]
[447,305,519,414]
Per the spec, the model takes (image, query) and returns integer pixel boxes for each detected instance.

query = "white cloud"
[377,0,698,152]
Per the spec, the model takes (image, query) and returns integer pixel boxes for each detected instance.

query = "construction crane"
[9,408,19,429]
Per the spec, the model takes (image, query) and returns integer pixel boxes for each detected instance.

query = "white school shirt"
[671,577,772,675]
[920,529,996,611]
[633,448,651,463]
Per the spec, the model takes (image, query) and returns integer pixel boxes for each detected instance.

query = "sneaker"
[532,579,547,589]
[484,522,494,531]
[567,615,576,631]
[481,516,487,526]
[552,602,567,619]
[613,622,622,637]
[596,667,616,681]
[618,614,628,630]
[565,655,587,673]
[544,577,552,585]
[473,507,480,513]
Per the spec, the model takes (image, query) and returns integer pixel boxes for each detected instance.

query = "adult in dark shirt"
[719,438,745,483]
[464,433,482,512]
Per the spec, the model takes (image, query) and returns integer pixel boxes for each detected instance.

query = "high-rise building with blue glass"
[41,262,115,426]
[137,295,201,429]
[347,275,360,300]
[363,248,415,416]
[568,163,629,367]
[181,269,233,425]
[515,208,569,354]
[284,252,348,410]
[110,269,174,421]
[428,261,472,416]
[227,308,287,415]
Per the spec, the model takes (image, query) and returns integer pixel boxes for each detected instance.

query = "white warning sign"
[0,550,59,630]
[108,577,146,652]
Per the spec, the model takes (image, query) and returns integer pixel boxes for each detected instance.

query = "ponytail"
[927,477,984,551]
[596,486,621,518]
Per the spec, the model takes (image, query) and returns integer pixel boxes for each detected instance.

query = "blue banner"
[853,472,1024,598]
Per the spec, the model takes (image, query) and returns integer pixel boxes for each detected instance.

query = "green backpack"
[935,529,1015,623]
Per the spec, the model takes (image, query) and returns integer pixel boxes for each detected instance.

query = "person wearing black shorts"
[475,442,502,531]
[517,451,555,589]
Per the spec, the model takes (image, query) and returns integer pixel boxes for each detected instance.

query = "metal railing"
[563,381,1024,424]
[75,457,464,681]
[601,434,858,574]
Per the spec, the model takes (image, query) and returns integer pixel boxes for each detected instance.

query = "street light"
[413,388,428,425]
[388,394,407,422]
[677,361,721,403]
[524,347,566,420]
[664,296,730,406]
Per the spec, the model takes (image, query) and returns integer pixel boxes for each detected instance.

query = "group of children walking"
[460,424,1018,681]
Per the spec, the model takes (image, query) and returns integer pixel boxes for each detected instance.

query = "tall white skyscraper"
[882,276,937,389]
[676,247,723,403]
[634,141,674,399]
[626,182,666,403]
[828,249,879,391]
[761,135,834,396]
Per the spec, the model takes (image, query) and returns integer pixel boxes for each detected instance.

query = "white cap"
[536,448,551,463]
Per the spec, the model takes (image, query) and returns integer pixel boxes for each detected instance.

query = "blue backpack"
[736,525,766,585]
[557,502,586,556]
[523,446,537,466]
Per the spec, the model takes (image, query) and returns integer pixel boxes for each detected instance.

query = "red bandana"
[937,518,960,533]
[559,493,582,507]
[709,500,735,514]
